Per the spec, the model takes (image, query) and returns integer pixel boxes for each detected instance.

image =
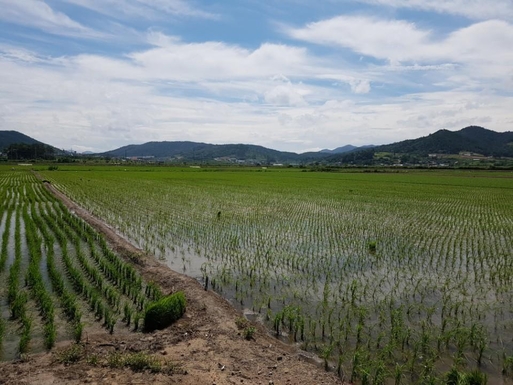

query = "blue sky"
[0,0,512,153]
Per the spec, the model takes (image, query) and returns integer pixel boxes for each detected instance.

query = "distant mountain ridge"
[327,126,513,163]
[101,141,327,163]
[320,145,376,154]
[379,126,513,156]
[2,126,511,164]
[321,145,358,154]
[0,130,45,151]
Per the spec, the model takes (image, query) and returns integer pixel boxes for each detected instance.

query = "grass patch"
[144,292,186,331]
[55,343,84,365]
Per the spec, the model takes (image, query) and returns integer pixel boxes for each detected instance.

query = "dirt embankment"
[0,180,345,385]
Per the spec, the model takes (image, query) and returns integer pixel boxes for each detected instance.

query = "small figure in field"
[217,211,221,220]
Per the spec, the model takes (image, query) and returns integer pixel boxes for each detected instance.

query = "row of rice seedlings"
[0,180,7,352]
[33,179,162,328]
[57,207,144,304]
[30,202,84,342]
[0,207,13,272]
[51,210,145,329]
[23,204,56,349]
[40,209,117,333]
[65,223,122,311]
[7,207,32,354]
[37,181,163,309]
[34,175,142,337]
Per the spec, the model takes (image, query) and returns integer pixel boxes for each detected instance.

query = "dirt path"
[0,179,345,385]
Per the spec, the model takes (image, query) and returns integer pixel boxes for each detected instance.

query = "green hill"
[0,130,44,151]
[101,141,326,164]
[328,126,513,164]
[0,130,64,160]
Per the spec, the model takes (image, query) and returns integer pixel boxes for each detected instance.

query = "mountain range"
[0,130,45,150]
[327,126,513,164]
[100,141,333,163]
[1,126,512,164]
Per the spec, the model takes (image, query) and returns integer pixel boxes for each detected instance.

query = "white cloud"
[64,0,217,20]
[286,16,430,64]
[349,79,371,94]
[264,85,308,106]
[353,0,513,20]
[286,16,513,92]
[0,0,100,37]
[0,21,511,154]
[3,46,510,153]
[287,16,513,63]
[127,40,312,81]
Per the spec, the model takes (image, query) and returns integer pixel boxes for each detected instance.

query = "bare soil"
[0,181,345,385]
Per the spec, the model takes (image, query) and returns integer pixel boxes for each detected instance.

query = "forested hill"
[3,126,511,164]
[327,126,513,163]
[379,126,513,156]
[0,130,44,151]
[101,141,327,163]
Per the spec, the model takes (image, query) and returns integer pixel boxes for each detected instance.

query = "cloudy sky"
[0,0,512,153]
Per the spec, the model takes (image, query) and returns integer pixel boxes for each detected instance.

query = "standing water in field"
[40,167,513,383]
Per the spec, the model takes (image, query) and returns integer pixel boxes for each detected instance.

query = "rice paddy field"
[20,165,513,383]
[0,167,162,361]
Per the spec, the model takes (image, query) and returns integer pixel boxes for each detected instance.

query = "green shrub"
[235,316,249,329]
[244,326,256,340]
[123,352,162,372]
[56,343,84,365]
[144,291,186,331]
[446,367,487,385]
[464,370,487,385]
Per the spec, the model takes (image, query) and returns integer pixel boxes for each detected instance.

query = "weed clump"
[56,343,84,365]
[144,291,186,331]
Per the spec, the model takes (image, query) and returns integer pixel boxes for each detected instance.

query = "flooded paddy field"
[39,165,513,383]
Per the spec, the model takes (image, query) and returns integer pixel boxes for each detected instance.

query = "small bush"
[235,317,249,329]
[503,356,513,377]
[56,343,84,365]
[446,367,487,385]
[464,370,487,385]
[244,326,256,340]
[124,352,162,372]
[144,291,186,331]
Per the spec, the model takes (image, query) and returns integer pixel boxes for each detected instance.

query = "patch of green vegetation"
[235,316,249,329]
[446,367,487,385]
[144,292,186,331]
[106,351,183,374]
[55,343,84,365]
[243,326,256,340]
